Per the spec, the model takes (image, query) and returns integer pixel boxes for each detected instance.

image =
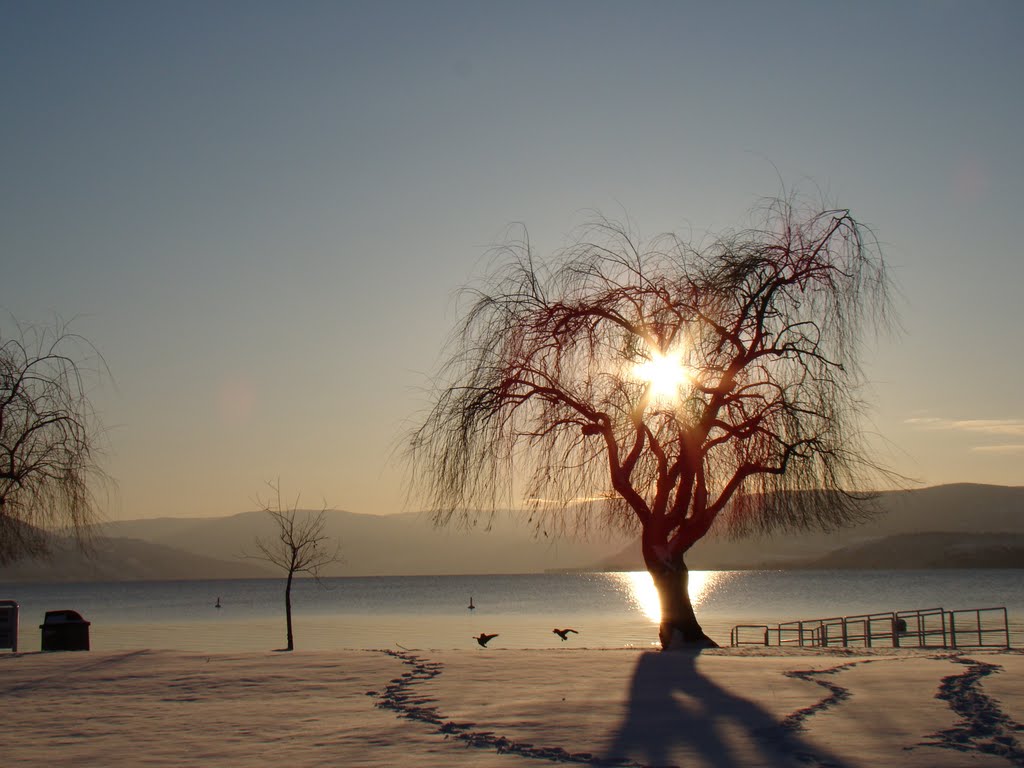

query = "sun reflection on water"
[609,570,720,623]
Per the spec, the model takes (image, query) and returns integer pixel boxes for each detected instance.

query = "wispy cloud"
[905,417,1024,437]
[970,444,1024,454]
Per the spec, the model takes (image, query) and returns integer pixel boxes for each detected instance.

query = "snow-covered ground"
[4,646,1022,767]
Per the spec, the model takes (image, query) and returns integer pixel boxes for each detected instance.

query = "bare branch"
[0,317,110,564]
[406,194,902,647]
[248,480,342,580]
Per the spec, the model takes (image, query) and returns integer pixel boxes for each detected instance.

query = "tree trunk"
[648,557,718,650]
[285,571,294,651]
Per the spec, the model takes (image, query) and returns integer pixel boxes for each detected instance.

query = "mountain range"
[603,483,1024,570]
[0,508,629,582]
[1,483,1021,582]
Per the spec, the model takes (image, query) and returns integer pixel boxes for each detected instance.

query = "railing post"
[949,611,957,649]
[842,617,848,647]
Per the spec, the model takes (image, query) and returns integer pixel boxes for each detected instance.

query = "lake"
[3,570,1021,653]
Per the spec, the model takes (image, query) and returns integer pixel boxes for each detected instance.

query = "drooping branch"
[0,318,110,564]
[408,196,899,550]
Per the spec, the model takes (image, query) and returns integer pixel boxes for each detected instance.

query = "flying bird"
[474,632,499,647]
[552,628,578,641]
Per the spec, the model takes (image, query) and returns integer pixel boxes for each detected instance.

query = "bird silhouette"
[552,628,578,641]
[474,632,498,647]
[468,596,475,610]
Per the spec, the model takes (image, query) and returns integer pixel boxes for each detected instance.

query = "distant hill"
[597,483,1024,570]
[789,532,1024,570]
[3,483,1020,582]
[80,508,629,580]
[0,536,275,583]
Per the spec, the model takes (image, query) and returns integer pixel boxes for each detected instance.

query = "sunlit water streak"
[607,570,722,622]
[4,570,1022,652]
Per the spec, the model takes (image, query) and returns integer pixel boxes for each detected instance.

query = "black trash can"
[40,609,91,651]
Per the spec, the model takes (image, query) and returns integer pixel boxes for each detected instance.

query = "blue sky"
[3,1,1022,520]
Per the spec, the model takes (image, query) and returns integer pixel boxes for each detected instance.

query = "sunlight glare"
[615,570,715,623]
[632,348,690,401]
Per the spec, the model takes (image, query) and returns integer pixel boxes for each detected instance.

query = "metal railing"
[730,624,771,646]
[948,607,1010,649]
[730,606,1011,649]
[894,607,948,648]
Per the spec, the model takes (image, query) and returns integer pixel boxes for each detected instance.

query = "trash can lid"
[42,609,87,623]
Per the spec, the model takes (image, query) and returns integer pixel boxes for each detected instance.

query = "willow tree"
[1,319,107,565]
[409,197,896,649]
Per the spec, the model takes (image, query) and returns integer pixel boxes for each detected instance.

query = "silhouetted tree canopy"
[0,319,108,564]
[409,196,898,648]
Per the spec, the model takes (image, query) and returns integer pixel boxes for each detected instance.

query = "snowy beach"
[5,646,1023,767]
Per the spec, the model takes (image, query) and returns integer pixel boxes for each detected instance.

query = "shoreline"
[7,570,1023,654]
[5,646,1022,767]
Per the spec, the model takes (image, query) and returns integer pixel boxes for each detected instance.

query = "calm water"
[3,570,1021,653]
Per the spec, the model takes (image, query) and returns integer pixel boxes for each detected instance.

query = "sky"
[3,1,1023,521]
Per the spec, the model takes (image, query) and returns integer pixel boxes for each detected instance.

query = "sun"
[632,347,690,401]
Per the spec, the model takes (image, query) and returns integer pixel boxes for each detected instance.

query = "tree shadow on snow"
[605,651,851,768]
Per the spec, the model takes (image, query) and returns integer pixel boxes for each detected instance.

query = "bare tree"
[248,481,341,651]
[1,318,108,565]
[408,196,898,649]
